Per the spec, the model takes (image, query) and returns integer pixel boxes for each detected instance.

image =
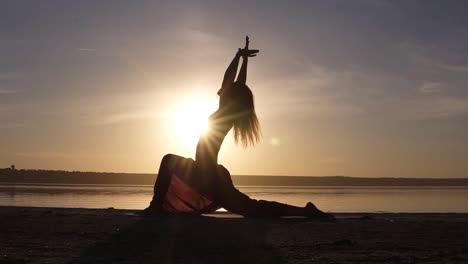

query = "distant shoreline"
[2,182,468,188]
[1,168,468,186]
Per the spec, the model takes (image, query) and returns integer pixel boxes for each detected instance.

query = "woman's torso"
[193,93,234,195]
[195,110,232,172]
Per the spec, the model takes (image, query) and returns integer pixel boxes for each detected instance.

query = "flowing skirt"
[156,155,221,214]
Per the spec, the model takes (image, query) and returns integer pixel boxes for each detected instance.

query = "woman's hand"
[237,36,259,57]
[217,164,234,186]
[238,48,259,57]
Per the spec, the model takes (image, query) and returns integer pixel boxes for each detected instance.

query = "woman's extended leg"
[215,166,331,218]
[218,186,329,218]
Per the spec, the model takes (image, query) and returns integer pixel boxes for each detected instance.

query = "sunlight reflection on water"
[1,184,468,213]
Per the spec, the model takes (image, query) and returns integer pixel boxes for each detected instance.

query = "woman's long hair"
[229,82,261,148]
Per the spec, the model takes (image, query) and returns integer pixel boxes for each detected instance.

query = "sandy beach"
[0,207,467,263]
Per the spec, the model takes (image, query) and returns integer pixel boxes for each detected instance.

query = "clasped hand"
[237,36,259,57]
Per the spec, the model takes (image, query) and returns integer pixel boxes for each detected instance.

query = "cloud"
[402,42,468,74]
[419,82,441,94]
[258,62,367,119]
[415,55,468,73]
[94,110,160,125]
[0,88,17,94]
[0,73,24,81]
[434,62,468,73]
[381,95,468,120]
[260,53,468,122]
[14,151,70,158]
[421,96,468,118]
[76,48,96,52]
[0,123,26,129]
[262,93,364,120]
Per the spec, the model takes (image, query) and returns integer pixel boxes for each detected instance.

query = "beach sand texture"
[1,207,467,264]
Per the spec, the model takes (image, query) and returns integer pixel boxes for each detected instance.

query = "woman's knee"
[161,153,175,163]
[157,154,179,175]
[160,154,179,168]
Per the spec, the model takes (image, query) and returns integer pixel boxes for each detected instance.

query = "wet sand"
[1,207,467,264]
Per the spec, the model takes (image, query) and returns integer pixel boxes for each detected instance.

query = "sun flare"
[172,97,217,148]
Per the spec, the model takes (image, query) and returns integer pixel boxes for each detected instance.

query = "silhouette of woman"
[143,37,330,218]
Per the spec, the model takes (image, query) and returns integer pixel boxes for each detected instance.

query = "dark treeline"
[1,168,468,186]
[0,169,154,185]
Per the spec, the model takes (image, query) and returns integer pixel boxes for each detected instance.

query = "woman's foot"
[305,202,334,219]
[138,206,163,217]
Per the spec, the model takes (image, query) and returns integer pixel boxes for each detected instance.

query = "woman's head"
[223,81,261,148]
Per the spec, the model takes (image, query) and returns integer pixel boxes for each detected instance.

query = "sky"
[1,0,468,177]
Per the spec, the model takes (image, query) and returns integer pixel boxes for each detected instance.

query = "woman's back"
[195,110,232,183]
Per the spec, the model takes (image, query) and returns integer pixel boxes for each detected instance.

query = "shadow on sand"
[69,214,282,264]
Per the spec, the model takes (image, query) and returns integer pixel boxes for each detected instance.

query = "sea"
[1,184,468,213]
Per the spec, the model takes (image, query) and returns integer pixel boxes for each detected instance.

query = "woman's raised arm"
[237,36,258,84]
[218,36,258,95]
[236,55,248,84]
[236,36,250,84]
[217,51,241,96]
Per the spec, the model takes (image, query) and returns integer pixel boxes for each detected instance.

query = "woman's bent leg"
[145,154,177,213]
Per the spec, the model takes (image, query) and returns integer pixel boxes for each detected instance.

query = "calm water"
[1,184,468,213]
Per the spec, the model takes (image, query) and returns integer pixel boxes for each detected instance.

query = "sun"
[172,96,217,148]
